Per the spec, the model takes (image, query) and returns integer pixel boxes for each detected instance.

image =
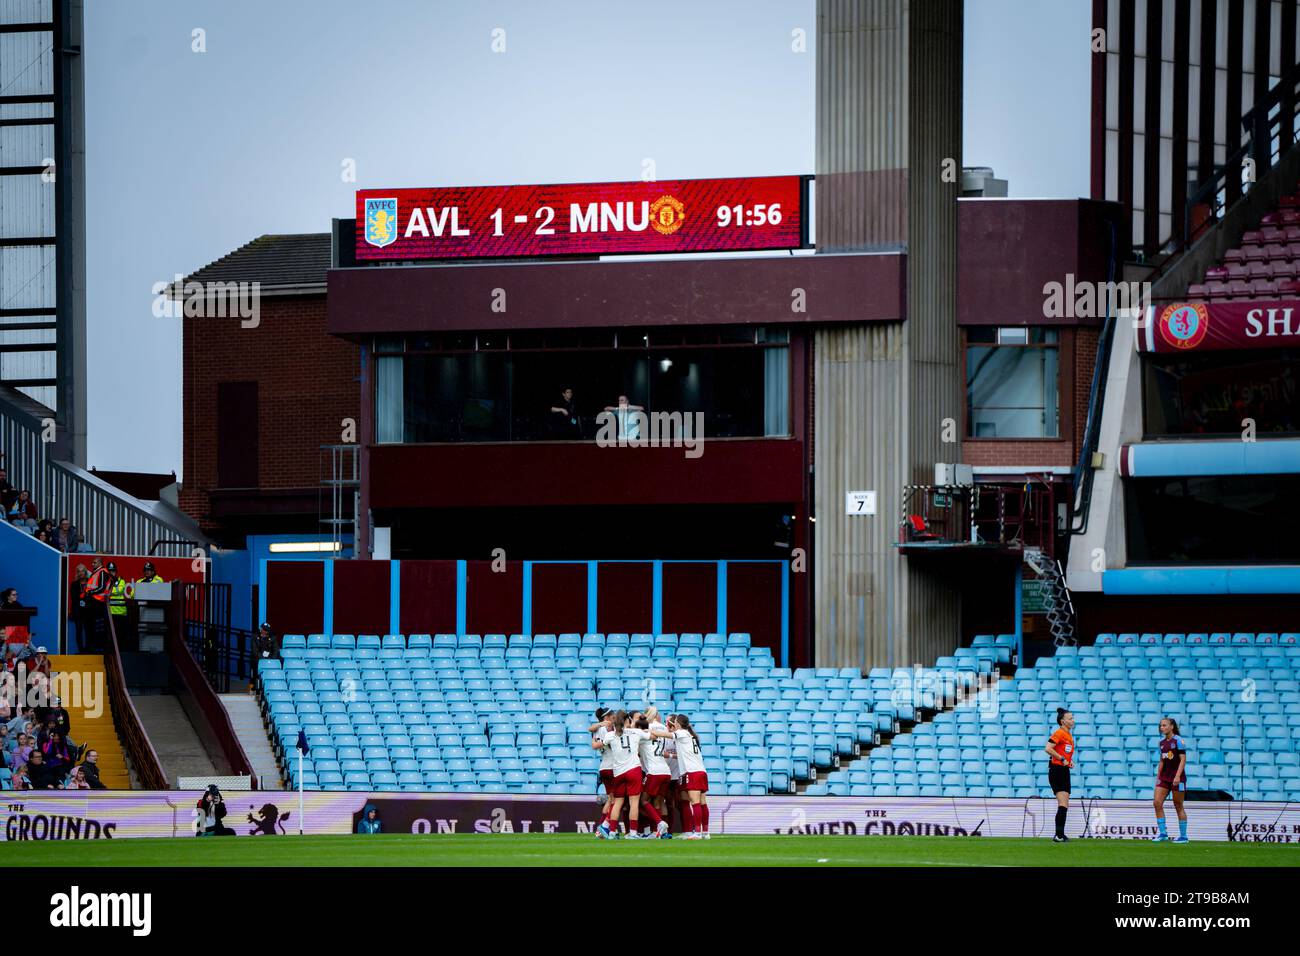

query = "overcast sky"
[83,0,1090,476]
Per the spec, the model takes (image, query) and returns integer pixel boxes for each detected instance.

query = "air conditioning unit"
[934,463,974,487]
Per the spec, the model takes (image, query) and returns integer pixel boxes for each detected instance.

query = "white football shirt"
[607,727,648,776]
[663,732,680,779]
[640,721,670,775]
[596,726,615,771]
[673,729,705,775]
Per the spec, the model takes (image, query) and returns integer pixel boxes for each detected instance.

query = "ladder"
[319,444,360,558]
[1023,547,1077,647]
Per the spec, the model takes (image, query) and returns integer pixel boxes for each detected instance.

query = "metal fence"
[182,582,255,693]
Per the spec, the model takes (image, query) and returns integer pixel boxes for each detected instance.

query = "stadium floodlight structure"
[0,0,87,466]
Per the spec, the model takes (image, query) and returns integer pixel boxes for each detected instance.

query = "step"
[42,654,133,789]
[219,693,284,789]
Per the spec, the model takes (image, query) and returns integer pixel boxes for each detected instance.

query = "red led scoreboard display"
[355,175,804,261]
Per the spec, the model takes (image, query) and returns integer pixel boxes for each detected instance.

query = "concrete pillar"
[813,0,963,669]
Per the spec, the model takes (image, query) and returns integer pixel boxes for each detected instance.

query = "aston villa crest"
[365,197,399,248]
[1158,302,1209,350]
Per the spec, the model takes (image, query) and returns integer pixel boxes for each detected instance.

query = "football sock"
[1178,818,1188,839]
[1157,817,1167,835]
[641,802,663,827]
[628,813,638,832]
[700,805,710,832]
[1055,806,1067,837]
[682,802,695,832]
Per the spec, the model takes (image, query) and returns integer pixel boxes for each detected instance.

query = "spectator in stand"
[3,646,24,681]
[24,748,63,789]
[10,732,33,769]
[0,468,15,512]
[7,762,30,790]
[6,702,31,733]
[70,564,90,652]
[0,588,22,611]
[63,765,91,789]
[45,695,71,740]
[35,517,53,538]
[549,386,583,439]
[27,646,51,681]
[80,749,107,790]
[52,518,81,553]
[41,731,73,776]
[6,490,37,530]
[601,395,646,441]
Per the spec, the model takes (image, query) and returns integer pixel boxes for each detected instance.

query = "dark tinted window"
[1143,350,1300,437]
[1126,475,1300,564]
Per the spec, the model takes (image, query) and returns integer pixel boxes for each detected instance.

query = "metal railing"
[167,583,257,784]
[319,443,359,558]
[1185,61,1300,250]
[1070,219,1119,536]
[182,582,255,693]
[103,614,168,790]
[0,392,193,556]
[1142,60,1300,281]
[901,480,1061,559]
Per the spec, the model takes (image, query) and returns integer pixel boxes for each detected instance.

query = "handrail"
[165,583,257,784]
[1182,60,1300,250]
[103,614,168,790]
[150,537,198,556]
[1070,219,1118,536]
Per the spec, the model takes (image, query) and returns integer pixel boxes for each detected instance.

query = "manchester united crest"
[650,195,685,235]
[1158,302,1210,350]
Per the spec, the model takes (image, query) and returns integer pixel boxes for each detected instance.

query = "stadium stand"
[1187,197,1300,300]
[255,632,1007,794]
[817,632,1300,801]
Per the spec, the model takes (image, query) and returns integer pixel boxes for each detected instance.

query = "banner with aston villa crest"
[1140,301,1300,353]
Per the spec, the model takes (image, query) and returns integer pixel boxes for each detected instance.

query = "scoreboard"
[355,175,806,261]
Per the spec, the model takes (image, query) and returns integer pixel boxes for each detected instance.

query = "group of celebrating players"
[589,706,710,839]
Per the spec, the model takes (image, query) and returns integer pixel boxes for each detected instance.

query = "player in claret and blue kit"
[1151,717,1190,844]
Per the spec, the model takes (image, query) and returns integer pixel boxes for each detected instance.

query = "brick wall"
[961,326,1100,470]
[181,295,360,534]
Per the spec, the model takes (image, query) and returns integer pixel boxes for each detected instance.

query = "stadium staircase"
[50,654,132,788]
[219,693,285,789]
[129,693,219,786]
[801,652,1005,795]
[1023,548,1076,647]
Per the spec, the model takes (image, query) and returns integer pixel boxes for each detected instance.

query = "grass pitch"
[6,834,1297,867]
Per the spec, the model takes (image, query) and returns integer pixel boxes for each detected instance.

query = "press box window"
[966,327,1060,439]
